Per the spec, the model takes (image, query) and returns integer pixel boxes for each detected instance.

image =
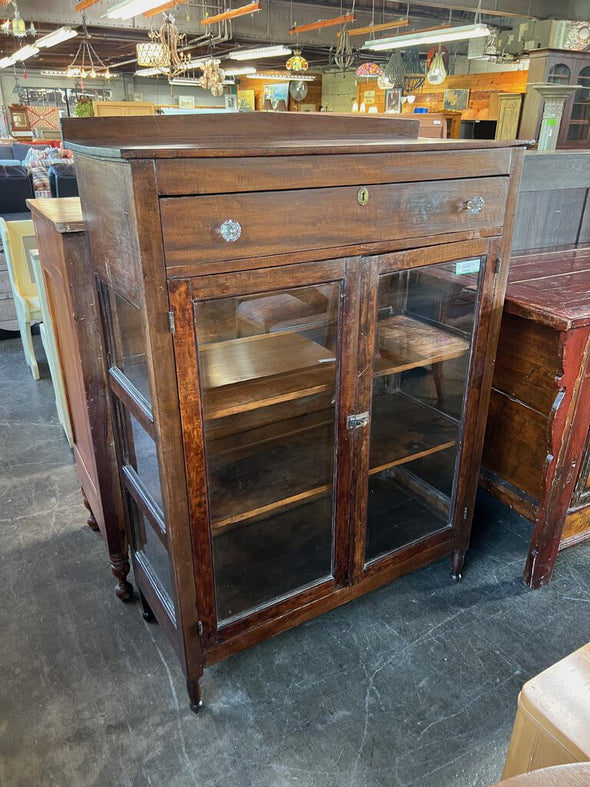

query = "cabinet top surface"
[506,247,590,330]
[62,113,527,159]
[27,197,84,233]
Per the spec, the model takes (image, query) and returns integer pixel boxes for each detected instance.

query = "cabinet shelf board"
[203,366,335,420]
[200,331,335,389]
[209,394,456,532]
[204,315,466,419]
[375,314,469,376]
[369,394,457,476]
[201,331,336,419]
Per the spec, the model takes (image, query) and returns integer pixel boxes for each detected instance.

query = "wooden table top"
[505,247,590,330]
[26,197,84,234]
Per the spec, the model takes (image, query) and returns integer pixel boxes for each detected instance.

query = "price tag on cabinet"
[455,259,481,275]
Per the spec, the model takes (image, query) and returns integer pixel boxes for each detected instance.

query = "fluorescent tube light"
[363,23,490,51]
[247,71,315,81]
[224,66,257,76]
[228,45,292,61]
[0,56,15,68]
[135,67,167,76]
[12,44,39,61]
[105,0,169,20]
[36,26,78,48]
[169,77,202,85]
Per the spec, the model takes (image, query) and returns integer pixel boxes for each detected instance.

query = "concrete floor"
[1,332,590,787]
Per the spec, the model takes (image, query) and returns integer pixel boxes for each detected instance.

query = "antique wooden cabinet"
[519,49,590,149]
[27,197,132,600]
[481,248,590,588]
[63,114,525,709]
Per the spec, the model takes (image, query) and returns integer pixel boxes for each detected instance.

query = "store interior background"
[0,1,588,130]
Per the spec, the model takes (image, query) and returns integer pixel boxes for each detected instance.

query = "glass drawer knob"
[465,196,485,215]
[220,219,241,242]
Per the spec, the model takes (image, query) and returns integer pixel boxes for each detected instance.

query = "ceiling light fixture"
[224,65,257,76]
[286,48,308,71]
[201,2,261,26]
[12,43,39,61]
[228,44,291,60]
[104,0,172,21]
[67,13,111,80]
[289,13,355,35]
[135,66,165,75]
[362,23,490,51]
[247,71,315,81]
[136,12,190,77]
[36,26,78,48]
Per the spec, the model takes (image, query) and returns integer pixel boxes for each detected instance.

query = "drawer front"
[161,177,508,267]
[155,149,513,195]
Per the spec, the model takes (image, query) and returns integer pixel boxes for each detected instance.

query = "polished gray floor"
[1,333,589,787]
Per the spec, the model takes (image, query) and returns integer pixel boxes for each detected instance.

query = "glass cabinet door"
[193,281,343,624]
[566,66,590,145]
[364,257,482,565]
[100,284,176,621]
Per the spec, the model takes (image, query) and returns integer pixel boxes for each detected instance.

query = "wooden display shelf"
[203,315,468,420]
[209,393,457,532]
[375,314,469,376]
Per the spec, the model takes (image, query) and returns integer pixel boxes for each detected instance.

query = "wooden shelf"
[203,315,468,420]
[375,314,469,376]
[208,393,456,532]
[202,331,336,419]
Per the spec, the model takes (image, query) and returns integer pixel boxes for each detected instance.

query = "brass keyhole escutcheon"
[357,186,369,207]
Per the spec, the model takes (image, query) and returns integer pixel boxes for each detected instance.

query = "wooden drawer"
[161,176,508,268]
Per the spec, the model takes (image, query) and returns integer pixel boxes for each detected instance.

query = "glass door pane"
[194,284,340,622]
[365,258,482,564]
[567,66,590,143]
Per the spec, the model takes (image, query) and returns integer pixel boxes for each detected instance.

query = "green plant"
[74,96,94,117]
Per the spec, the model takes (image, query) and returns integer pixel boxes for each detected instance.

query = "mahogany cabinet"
[62,113,525,709]
[27,197,132,600]
[481,248,590,588]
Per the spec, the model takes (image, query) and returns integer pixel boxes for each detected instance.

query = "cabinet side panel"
[493,313,561,416]
[32,211,127,553]
[73,155,141,306]
[483,390,547,501]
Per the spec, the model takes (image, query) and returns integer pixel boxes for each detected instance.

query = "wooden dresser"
[481,247,590,588]
[62,113,525,709]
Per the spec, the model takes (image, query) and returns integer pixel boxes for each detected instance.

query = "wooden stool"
[502,643,590,779]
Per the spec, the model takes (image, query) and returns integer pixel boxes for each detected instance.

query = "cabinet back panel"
[161,177,508,267]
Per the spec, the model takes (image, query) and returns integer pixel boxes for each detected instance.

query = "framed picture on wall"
[386,89,402,114]
[9,106,30,131]
[178,95,195,109]
[444,88,469,111]
[225,94,238,111]
[237,89,255,111]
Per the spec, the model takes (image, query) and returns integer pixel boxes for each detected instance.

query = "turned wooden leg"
[110,552,134,601]
[187,678,202,714]
[450,549,464,582]
[81,490,100,532]
[432,361,445,404]
[139,590,156,621]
